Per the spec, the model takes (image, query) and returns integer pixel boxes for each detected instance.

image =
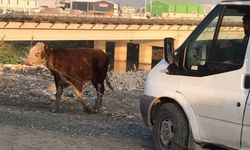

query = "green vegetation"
[0,51,23,64]
[0,41,31,64]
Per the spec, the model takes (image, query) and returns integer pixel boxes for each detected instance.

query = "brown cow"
[25,42,112,113]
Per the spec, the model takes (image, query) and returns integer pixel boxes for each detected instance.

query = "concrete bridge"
[0,14,207,71]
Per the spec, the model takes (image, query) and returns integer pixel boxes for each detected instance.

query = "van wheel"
[152,103,189,150]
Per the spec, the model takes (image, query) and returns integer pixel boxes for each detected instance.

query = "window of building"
[72,2,88,11]
[8,0,10,5]
[65,3,70,8]
[27,0,29,6]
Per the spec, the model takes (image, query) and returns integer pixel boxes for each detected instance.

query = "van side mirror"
[164,37,175,64]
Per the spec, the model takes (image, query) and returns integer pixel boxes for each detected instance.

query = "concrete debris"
[0,64,152,150]
[0,64,148,120]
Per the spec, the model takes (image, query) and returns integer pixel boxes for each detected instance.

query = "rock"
[126,115,135,119]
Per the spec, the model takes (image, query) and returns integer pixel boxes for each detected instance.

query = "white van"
[140,1,250,150]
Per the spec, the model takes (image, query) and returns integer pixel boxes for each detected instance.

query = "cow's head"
[25,42,48,66]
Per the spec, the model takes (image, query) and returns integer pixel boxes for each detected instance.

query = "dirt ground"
[0,64,152,150]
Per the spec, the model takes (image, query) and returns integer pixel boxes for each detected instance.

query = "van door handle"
[244,74,250,89]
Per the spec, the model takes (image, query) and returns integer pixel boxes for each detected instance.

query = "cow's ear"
[41,50,45,59]
[44,44,50,52]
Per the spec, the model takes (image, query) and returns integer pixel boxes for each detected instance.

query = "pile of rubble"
[0,64,152,149]
[0,64,147,92]
[0,64,148,118]
[0,64,50,76]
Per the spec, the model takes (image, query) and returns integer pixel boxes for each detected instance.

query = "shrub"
[0,51,23,64]
[0,41,26,64]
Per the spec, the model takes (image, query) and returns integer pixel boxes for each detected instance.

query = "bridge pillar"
[114,41,127,61]
[94,40,106,52]
[139,43,152,70]
[114,41,127,73]
[114,61,127,73]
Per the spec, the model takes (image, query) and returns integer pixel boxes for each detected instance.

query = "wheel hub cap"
[160,119,174,146]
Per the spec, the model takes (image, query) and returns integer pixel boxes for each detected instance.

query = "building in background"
[145,0,205,18]
[120,5,144,18]
[39,0,65,8]
[0,0,40,14]
[70,0,119,16]
[47,0,120,16]
[39,0,66,14]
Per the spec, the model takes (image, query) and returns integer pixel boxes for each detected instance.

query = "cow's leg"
[52,84,63,113]
[94,83,105,113]
[92,81,98,111]
[73,86,93,113]
[51,76,63,113]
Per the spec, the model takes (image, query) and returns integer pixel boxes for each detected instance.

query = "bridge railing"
[0,13,243,28]
[0,13,203,26]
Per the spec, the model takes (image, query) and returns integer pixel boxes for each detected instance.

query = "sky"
[109,0,221,7]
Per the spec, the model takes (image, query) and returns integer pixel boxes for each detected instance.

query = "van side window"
[186,16,219,70]
[210,15,245,65]
[184,6,248,76]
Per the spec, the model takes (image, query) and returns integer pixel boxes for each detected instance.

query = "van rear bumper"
[140,95,155,127]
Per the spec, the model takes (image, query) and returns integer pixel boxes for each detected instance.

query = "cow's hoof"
[51,109,58,113]
[83,107,94,114]
[93,109,101,113]
[51,101,59,113]
[93,104,102,114]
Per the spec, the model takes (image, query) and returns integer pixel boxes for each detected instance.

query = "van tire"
[152,103,189,150]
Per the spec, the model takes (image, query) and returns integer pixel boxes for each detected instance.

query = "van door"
[176,6,248,149]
